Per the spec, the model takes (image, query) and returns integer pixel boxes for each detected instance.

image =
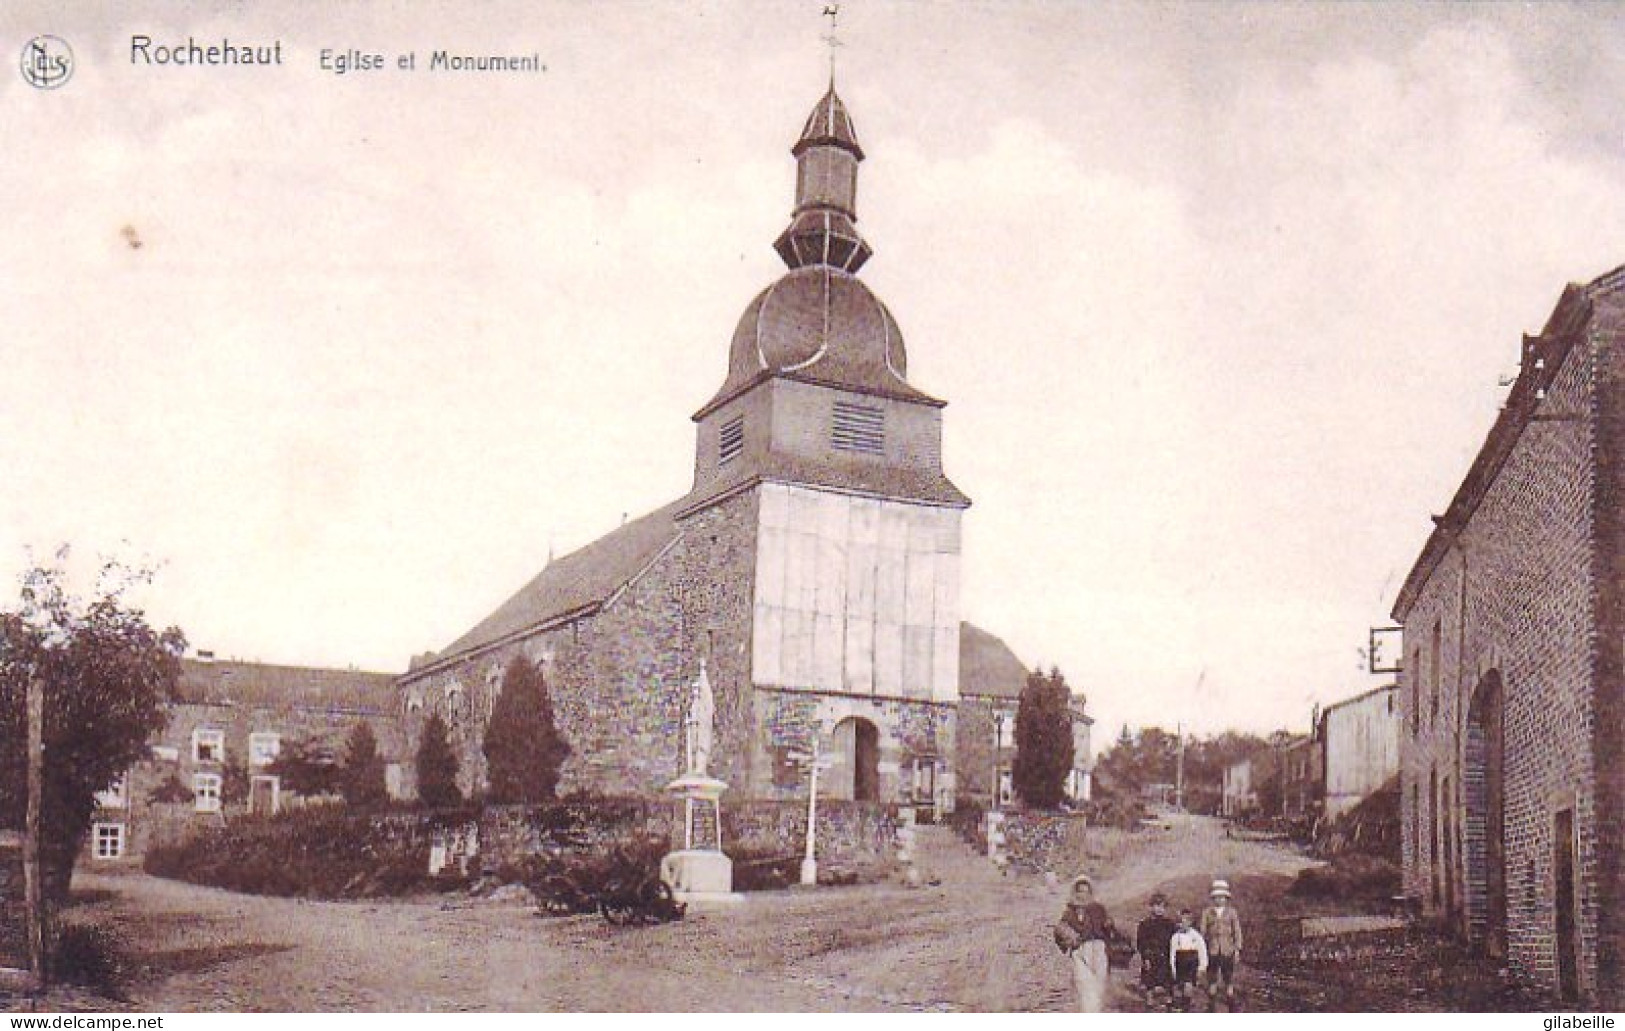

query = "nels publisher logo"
[21,35,73,89]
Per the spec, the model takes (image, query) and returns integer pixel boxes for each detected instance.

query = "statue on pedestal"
[684,658,715,778]
[661,657,740,903]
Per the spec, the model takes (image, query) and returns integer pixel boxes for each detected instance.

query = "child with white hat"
[1199,879,1243,1009]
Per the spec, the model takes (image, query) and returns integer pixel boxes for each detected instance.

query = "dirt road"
[70,815,1313,1012]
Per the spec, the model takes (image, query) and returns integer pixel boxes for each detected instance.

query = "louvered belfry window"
[719,415,745,464]
[831,400,885,455]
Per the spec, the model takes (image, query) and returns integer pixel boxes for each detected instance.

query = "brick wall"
[1399,302,1601,1001]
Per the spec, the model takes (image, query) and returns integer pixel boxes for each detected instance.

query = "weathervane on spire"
[822,4,842,82]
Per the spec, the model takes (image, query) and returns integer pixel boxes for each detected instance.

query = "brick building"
[86,656,406,862]
[1321,684,1399,821]
[1392,264,1625,1004]
[398,85,1067,815]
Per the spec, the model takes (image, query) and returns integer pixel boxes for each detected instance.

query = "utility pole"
[24,674,47,987]
[1174,722,1185,812]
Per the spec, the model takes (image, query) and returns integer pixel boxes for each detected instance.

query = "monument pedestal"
[662,774,743,905]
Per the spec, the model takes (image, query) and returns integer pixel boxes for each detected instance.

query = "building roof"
[1321,683,1399,719]
[699,266,940,418]
[1393,263,1625,621]
[794,84,864,160]
[417,498,688,675]
[177,657,400,715]
[958,621,1028,700]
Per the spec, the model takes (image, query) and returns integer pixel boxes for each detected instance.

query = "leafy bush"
[1289,853,1401,900]
[52,923,124,997]
[143,806,450,899]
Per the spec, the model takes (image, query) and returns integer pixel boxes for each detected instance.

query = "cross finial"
[822,4,842,83]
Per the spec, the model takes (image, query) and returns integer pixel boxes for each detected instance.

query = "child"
[1200,879,1244,1009]
[1168,908,1208,1011]
[1134,893,1177,1004]
[1054,873,1118,1013]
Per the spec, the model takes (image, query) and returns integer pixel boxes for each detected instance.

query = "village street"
[59,816,1342,1013]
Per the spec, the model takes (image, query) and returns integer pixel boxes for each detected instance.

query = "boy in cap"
[1199,879,1243,1009]
[1134,892,1177,1005]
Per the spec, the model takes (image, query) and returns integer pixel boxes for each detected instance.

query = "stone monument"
[660,659,742,903]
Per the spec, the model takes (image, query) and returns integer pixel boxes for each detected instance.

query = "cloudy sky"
[4,1,1624,745]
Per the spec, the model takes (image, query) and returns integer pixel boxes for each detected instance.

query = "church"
[399,82,1072,815]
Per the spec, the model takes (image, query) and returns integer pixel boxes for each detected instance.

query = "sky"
[3,1,1625,746]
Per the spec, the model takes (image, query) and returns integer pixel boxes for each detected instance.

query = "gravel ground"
[43,816,1334,1012]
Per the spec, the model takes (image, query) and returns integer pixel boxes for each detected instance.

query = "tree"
[341,721,389,808]
[266,735,342,797]
[482,656,571,804]
[0,550,185,901]
[415,713,462,808]
[1012,667,1076,809]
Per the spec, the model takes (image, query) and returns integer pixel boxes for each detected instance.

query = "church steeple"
[773,83,872,273]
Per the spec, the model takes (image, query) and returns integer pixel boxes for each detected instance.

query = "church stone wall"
[752,482,960,703]
[751,687,955,811]
[669,489,763,794]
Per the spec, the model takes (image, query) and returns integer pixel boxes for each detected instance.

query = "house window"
[249,774,280,816]
[94,772,129,810]
[1410,648,1421,737]
[994,711,1016,749]
[193,772,223,813]
[192,728,224,764]
[719,415,745,465]
[1429,621,1442,725]
[249,732,281,767]
[831,400,885,455]
[92,823,125,860]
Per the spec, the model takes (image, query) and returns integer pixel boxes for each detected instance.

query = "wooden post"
[23,674,47,986]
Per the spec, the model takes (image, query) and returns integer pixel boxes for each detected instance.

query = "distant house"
[1321,684,1400,821]
[86,655,406,862]
[1279,735,1323,822]
[1223,748,1276,818]
[953,624,1093,810]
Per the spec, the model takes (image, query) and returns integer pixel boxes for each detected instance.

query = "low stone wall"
[724,800,896,878]
[142,795,899,894]
[478,798,895,881]
[1000,811,1090,875]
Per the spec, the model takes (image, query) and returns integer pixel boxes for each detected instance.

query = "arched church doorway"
[1463,670,1507,958]
[830,717,881,802]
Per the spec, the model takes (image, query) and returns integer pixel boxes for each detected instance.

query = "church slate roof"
[679,450,971,518]
[697,266,942,419]
[177,658,400,715]
[794,84,864,160]
[958,621,1029,700]
[427,498,689,667]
